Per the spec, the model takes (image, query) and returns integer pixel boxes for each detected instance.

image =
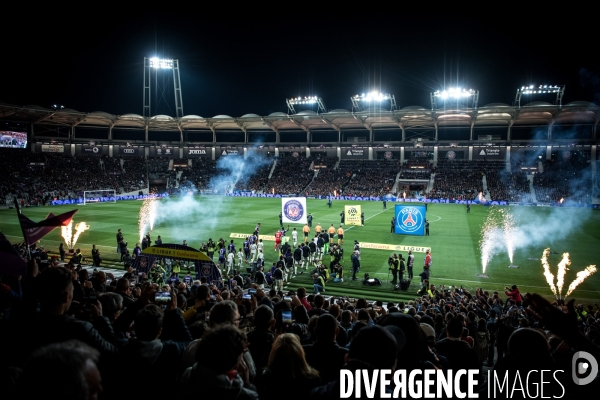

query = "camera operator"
[331,262,344,282]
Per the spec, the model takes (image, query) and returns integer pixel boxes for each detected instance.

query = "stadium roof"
[1,101,598,142]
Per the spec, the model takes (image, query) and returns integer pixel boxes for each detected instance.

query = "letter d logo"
[572,351,598,385]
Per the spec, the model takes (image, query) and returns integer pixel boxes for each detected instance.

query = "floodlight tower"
[286,96,326,114]
[143,57,184,118]
[514,84,565,108]
[430,87,479,110]
[351,91,397,112]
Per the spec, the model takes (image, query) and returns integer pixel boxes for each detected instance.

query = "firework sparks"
[61,220,90,249]
[502,210,516,264]
[565,265,597,297]
[541,248,558,297]
[479,206,505,273]
[138,198,158,242]
[555,252,571,298]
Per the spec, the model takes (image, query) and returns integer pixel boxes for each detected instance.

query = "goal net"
[83,189,117,205]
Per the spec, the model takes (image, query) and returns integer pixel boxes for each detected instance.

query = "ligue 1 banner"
[282,197,308,224]
[395,204,426,236]
[344,205,362,226]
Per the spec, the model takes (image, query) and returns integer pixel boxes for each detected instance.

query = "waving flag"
[14,199,78,246]
[0,232,27,276]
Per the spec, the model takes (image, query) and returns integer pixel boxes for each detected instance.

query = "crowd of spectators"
[486,170,533,203]
[267,155,314,195]
[431,160,484,200]
[304,157,349,197]
[341,160,400,197]
[233,156,274,193]
[533,159,592,204]
[1,257,598,399]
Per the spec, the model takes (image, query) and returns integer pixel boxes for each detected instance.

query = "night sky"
[2,13,598,118]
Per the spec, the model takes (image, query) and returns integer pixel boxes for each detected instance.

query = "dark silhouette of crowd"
[1,257,599,399]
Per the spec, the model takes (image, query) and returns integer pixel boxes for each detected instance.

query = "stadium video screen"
[0,131,27,149]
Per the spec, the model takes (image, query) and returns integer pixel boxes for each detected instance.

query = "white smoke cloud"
[148,152,271,245]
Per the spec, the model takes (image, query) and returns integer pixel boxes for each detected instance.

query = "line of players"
[210,222,358,285]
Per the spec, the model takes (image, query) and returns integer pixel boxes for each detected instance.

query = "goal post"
[82,189,117,205]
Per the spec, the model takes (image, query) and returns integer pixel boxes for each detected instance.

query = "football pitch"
[1,196,599,304]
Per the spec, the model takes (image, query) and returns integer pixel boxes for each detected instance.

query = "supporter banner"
[82,146,102,154]
[119,147,140,155]
[344,205,362,226]
[186,148,209,157]
[41,144,64,153]
[282,197,307,224]
[341,148,368,159]
[395,204,426,236]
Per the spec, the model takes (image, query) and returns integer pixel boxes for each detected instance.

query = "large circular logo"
[92,146,99,153]
[397,207,424,233]
[284,200,304,222]
[447,150,456,160]
[347,206,358,216]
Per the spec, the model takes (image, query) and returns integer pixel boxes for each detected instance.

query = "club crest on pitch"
[283,199,304,222]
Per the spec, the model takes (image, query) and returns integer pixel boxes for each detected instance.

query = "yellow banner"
[229,233,430,253]
[344,205,362,226]
[359,242,431,253]
[229,233,276,242]
[142,247,207,260]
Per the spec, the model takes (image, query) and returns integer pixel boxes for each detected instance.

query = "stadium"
[1,79,599,397]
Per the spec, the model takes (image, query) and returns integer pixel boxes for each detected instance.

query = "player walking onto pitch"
[303,223,310,244]
[292,228,298,248]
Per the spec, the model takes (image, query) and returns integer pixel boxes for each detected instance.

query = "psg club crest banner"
[282,197,307,225]
[395,204,426,236]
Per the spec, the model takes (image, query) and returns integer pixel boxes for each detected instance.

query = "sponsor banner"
[473,148,504,159]
[186,148,209,157]
[155,147,175,157]
[142,247,206,260]
[82,146,102,154]
[229,232,430,253]
[341,148,368,159]
[344,205,362,226]
[230,233,276,242]
[220,149,240,156]
[282,197,308,224]
[41,144,64,153]
[395,204,426,236]
[360,242,431,253]
[119,147,140,155]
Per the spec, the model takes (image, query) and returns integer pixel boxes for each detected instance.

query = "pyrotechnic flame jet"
[555,253,571,299]
[565,265,597,297]
[72,222,90,247]
[541,248,558,297]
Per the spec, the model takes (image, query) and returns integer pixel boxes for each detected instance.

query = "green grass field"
[1,197,599,304]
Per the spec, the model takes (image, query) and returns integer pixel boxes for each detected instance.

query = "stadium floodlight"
[286,96,326,114]
[143,57,184,119]
[351,91,397,112]
[149,57,174,69]
[430,87,479,110]
[514,84,565,108]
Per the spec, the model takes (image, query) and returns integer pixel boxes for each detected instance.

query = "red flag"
[17,209,78,245]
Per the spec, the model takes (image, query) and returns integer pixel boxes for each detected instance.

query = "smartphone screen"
[155,291,171,302]
[282,310,292,324]
[242,294,251,300]
[284,296,292,302]
[249,289,257,295]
